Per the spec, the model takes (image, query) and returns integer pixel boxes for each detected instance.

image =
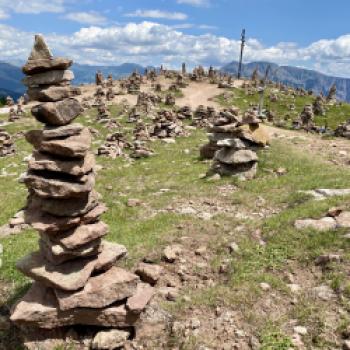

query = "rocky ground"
[1,77,350,349]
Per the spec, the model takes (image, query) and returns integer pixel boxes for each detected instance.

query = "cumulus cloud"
[0,0,67,14]
[1,21,350,77]
[63,11,107,25]
[124,9,188,20]
[0,9,9,19]
[177,0,210,7]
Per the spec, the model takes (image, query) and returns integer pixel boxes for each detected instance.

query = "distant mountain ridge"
[0,62,148,100]
[221,61,350,102]
[1,60,350,102]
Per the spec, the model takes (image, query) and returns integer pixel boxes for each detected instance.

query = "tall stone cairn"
[11,35,154,333]
[204,110,270,180]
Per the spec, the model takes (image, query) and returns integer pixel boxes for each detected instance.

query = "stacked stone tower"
[11,35,153,334]
[205,111,269,180]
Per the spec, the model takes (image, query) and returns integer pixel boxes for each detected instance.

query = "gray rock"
[92,329,130,350]
[31,98,82,126]
[28,86,81,102]
[294,217,337,231]
[28,151,95,177]
[24,171,95,199]
[215,148,258,165]
[23,58,72,75]
[23,70,74,88]
[135,263,163,285]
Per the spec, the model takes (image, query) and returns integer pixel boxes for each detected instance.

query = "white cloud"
[1,21,350,77]
[0,9,9,19]
[198,24,217,30]
[124,9,188,20]
[177,0,210,7]
[63,11,107,25]
[0,0,67,14]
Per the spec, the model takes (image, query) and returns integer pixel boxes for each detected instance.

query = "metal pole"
[237,29,246,79]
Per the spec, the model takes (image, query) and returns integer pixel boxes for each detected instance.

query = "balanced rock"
[31,98,82,125]
[29,151,95,177]
[28,86,81,102]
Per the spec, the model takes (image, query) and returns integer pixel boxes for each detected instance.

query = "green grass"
[1,97,350,348]
[216,86,350,129]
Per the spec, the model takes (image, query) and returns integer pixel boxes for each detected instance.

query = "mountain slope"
[221,61,350,102]
[0,62,148,100]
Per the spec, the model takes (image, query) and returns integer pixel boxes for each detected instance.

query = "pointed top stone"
[28,34,53,61]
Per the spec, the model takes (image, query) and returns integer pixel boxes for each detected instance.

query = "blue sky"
[0,0,350,77]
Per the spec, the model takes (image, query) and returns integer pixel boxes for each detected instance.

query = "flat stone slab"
[28,86,81,102]
[22,70,74,87]
[17,251,97,291]
[294,217,337,231]
[10,283,139,329]
[24,171,95,199]
[42,124,84,139]
[32,190,100,217]
[26,127,92,159]
[45,222,108,249]
[39,237,102,265]
[55,266,139,310]
[17,241,127,291]
[25,202,107,233]
[29,151,95,177]
[126,282,155,314]
[23,58,72,75]
[94,241,128,271]
[31,98,82,126]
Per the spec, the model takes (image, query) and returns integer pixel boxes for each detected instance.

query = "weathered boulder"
[31,98,82,125]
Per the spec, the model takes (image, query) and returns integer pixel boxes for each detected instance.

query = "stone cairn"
[0,128,15,157]
[149,110,186,139]
[177,105,192,120]
[192,105,217,128]
[11,35,154,342]
[335,120,350,139]
[98,131,131,159]
[203,109,269,179]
